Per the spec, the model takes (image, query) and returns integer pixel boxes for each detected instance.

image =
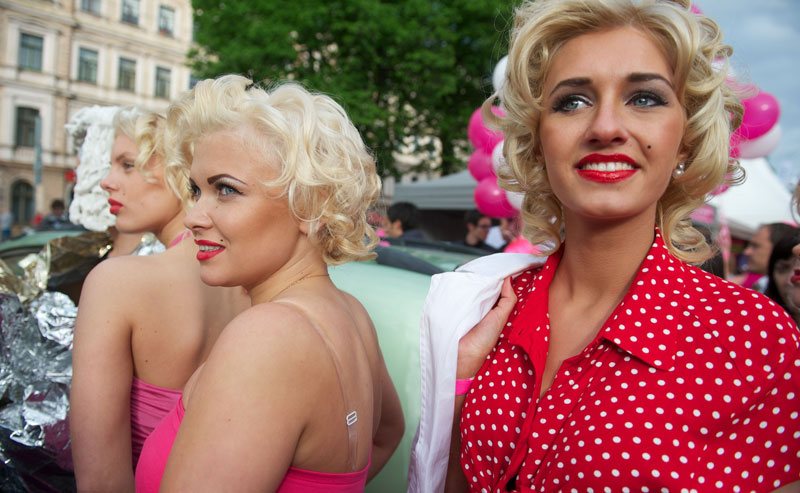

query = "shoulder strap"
[273,300,360,471]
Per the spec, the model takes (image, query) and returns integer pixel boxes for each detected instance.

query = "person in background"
[70,107,249,491]
[64,105,154,257]
[461,209,497,252]
[737,222,799,292]
[386,201,426,240]
[134,75,404,491]
[1,208,12,241]
[765,230,800,325]
[36,199,73,231]
[434,0,800,491]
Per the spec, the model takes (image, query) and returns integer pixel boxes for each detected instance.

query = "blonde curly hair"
[113,107,170,187]
[165,74,380,265]
[486,0,743,264]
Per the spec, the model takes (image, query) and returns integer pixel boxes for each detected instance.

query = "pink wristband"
[455,378,474,396]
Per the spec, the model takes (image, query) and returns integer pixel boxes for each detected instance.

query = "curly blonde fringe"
[486,0,744,264]
[113,107,172,188]
[166,75,380,265]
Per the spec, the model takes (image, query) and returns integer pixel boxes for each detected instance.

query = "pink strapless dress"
[130,376,181,466]
[134,397,369,492]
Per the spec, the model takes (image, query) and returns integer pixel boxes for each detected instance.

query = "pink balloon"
[468,148,495,182]
[467,106,506,153]
[503,235,540,254]
[738,123,782,159]
[736,91,780,141]
[474,176,516,218]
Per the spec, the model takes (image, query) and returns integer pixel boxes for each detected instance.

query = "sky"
[695,0,800,188]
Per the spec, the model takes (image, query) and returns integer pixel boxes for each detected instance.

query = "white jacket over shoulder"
[408,253,546,493]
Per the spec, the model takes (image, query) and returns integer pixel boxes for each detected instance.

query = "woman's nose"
[586,101,629,147]
[183,197,212,231]
[100,170,117,192]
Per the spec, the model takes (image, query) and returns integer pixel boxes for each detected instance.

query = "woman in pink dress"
[443,0,800,491]
[70,108,249,491]
[134,76,405,491]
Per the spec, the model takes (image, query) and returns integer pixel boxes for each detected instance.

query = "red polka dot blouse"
[460,231,800,492]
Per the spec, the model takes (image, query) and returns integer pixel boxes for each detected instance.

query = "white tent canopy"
[710,158,795,239]
[392,159,794,238]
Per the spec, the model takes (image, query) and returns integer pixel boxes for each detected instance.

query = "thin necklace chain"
[270,273,329,300]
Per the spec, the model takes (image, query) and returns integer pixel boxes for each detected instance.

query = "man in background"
[462,209,497,252]
[739,222,799,292]
[386,202,426,241]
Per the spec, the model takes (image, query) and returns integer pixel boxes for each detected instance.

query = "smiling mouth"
[198,244,223,252]
[578,162,636,172]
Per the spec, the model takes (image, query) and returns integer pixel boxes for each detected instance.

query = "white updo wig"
[65,105,122,231]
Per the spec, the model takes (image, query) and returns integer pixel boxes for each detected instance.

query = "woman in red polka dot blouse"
[444,1,800,491]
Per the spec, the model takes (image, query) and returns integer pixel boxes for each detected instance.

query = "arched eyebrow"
[627,72,673,89]
[548,72,673,97]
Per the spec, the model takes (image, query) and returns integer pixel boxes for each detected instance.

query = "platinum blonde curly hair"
[113,107,173,191]
[166,74,380,265]
[486,0,743,263]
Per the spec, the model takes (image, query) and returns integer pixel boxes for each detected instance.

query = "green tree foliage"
[189,0,515,177]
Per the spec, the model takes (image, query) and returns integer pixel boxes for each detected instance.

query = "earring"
[672,161,686,179]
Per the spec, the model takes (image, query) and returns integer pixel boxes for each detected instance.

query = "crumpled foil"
[1,231,112,492]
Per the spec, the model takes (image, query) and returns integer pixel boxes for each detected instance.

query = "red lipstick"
[108,198,123,214]
[791,270,800,285]
[195,239,224,261]
[576,153,638,184]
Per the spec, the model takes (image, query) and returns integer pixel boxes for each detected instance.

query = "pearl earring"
[672,161,686,179]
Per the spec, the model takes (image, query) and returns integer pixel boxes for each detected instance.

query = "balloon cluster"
[466,105,520,218]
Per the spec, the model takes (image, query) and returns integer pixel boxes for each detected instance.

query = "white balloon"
[491,140,507,175]
[492,55,509,94]
[738,123,782,159]
[506,191,524,211]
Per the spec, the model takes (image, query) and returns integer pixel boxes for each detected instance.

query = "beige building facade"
[0,0,193,231]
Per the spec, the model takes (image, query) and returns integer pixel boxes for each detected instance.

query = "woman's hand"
[456,277,517,379]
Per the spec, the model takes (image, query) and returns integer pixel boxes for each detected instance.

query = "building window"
[155,67,171,98]
[121,0,139,25]
[118,57,136,91]
[19,33,44,71]
[189,75,200,89]
[158,6,175,36]
[78,48,98,83]
[15,107,39,148]
[11,181,35,226]
[81,0,101,14]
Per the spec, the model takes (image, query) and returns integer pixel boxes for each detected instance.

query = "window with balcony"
[78,47,98,83]
[155,67,171,98]
[19,33,43,71]
[158,6,175,37]
[121,0,139,25]
[118,57,136,91]
[81,0,101,15]
[15,107,39,148]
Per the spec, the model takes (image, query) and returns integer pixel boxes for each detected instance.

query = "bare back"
[129,239,249,389]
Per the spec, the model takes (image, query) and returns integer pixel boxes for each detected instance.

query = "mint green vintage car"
[1,230,481,491]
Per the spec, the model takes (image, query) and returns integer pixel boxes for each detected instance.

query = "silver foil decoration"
[1,231,112,492]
